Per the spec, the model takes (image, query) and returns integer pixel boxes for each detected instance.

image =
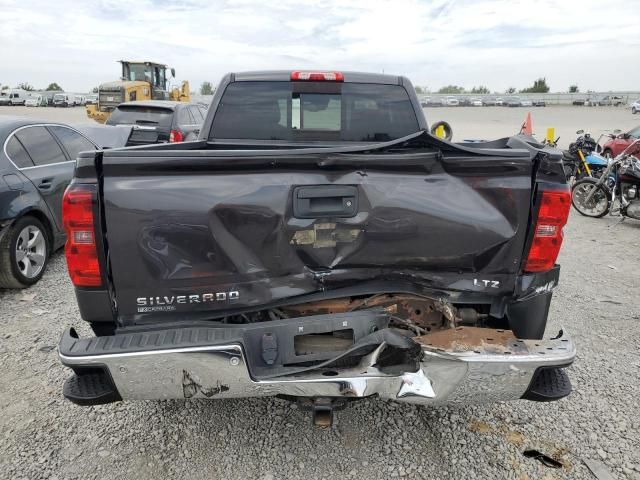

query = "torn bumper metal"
[59,326,575,405]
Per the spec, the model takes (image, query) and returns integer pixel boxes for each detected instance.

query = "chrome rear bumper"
[59,326,575,405]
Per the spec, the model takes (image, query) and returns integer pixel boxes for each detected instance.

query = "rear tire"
[571,179,610,218]
[0,216,50,288]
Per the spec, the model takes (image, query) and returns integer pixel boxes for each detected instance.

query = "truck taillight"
[291,71,344,82]
[524,188,571,273]
[62,184,102,287]
[169,129,184,143]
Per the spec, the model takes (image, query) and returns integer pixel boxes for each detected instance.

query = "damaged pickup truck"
[59,70,575,426]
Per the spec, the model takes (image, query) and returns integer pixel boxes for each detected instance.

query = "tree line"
[1,82,65,92]
[2,79,584,96]
[415,79,583,95]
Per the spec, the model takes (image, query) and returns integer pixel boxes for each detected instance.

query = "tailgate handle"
[293,186,358,218]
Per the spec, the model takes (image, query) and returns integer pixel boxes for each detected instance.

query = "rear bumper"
[59,326,575,406]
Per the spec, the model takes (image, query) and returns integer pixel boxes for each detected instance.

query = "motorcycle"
[571,139,640,219]
[562,130,609,182]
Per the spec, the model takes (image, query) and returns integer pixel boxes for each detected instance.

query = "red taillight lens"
[62,184,102,287]
[291,71,344,82]
[524,188,571,272]
[169,129,184,143]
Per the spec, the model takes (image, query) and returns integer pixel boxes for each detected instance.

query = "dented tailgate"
[99,138,534,324]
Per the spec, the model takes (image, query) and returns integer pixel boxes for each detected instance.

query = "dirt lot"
[1,105,639,479]
[2,104,638,148]
[0,212,639,480]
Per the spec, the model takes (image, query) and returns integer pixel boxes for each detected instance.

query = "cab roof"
[231,70,409,86]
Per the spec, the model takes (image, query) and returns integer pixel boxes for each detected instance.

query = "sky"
[1,0,639,93]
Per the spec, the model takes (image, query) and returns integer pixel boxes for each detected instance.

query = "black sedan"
[0,117,127,288]
[106,100,208,146]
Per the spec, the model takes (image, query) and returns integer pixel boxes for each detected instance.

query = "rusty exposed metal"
[281,293,453,333]
[290,223,362,248]
[415,326,525,354]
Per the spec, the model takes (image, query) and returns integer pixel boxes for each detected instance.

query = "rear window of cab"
[210,82,419,142]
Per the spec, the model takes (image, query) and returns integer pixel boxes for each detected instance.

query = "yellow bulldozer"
[86,60,190,123]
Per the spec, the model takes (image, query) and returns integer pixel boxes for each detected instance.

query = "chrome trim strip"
[59,344,242,363]
[2,123,97,171]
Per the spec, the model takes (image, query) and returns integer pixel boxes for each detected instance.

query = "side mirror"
[170,68,176,78]
[576,129,584,134]
[430,120,453,141]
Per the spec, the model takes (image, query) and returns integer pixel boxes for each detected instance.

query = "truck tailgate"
[100,144,533,322]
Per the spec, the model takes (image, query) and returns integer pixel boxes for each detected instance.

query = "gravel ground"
[1,211,639,480]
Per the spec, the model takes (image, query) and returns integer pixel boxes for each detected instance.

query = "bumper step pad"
[63,370,122,406]
[522,367,572,402]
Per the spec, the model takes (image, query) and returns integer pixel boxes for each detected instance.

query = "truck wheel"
[0,216,50,288]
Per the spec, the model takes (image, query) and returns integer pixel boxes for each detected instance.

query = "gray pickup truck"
[59,71,575,426]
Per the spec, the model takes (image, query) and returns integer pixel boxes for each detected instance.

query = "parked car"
[443,96,459,106]
[419,96,430,107]
[105,100,207,145]
[495,97,505,106]
[86,94,98,105]
[25,95,46,107]
[74,95,86,106]
[631,99,640,114]
[520,98,533,107]
[482,96,497,106]
[53,93,75,107]
[0,89,29,106]
[58,70,575,425]
[598,95,624,107]
[505,96,522,107]
[0,118,130,288]
[469,97,482,107]
[601,125,640,159]
[39,92,56,106]
[532,99,546,107]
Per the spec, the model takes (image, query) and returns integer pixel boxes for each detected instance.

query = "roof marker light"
[291,71,344,82]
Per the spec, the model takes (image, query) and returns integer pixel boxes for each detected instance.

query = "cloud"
[0,0,638,93]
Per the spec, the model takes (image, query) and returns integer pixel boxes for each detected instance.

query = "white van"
[0,89,29,106]
[74,95,86,106]
[53,93,75,107]
[25,94,45,107]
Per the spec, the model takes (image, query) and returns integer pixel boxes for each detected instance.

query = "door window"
[189,106,203,123]
[627,127,640,138]
[48,126,96,160]
[14,126,68,166]
[5,136,35,168]
[177,107,194,126]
